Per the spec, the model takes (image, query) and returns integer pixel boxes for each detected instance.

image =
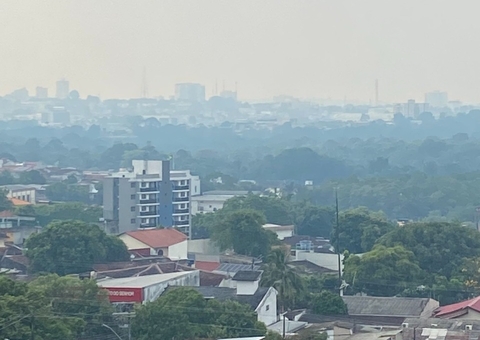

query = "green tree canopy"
[0,275,114,340]
[261,248,305,311]
[331,207,394,253]
[378,222,480,279]
[26,220,130,275]
[343,245,425,296]
[222,194,293,225]
[131,287,266,340]
[310,290,348,315]
[210,209,272,257]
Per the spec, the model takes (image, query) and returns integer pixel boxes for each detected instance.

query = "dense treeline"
[4,115,480,220]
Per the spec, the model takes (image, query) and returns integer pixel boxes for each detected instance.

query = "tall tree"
[310,291,348,315]
[261,248,305,311]
[343,245,425,296]
[26,220,130,275]
[210,209,272,257]
[330,207,394,253]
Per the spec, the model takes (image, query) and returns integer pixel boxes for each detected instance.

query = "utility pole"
[335,188,342,296]
[30,315,34,340]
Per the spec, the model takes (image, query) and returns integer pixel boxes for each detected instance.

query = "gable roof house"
[433,296,480,320]
[166,270,278,326]
[119,228,188,260]
[342,296,439,326]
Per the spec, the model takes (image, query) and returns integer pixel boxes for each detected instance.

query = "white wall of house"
[167,239,188,260]
[295,251,344,274]
[8,189,36,204]
[256,287,278,326]
[143,271,200,302]
[188,239,220,255]
[236,280,259,295]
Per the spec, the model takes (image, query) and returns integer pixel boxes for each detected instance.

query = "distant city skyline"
[1,1,480,103]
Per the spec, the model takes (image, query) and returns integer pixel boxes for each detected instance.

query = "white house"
[184,270,278,326]
[119,228,188,260]
[262,223,294,240]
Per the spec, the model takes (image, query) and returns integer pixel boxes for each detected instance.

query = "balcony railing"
[139,211,159,217]
[140,223,157,228]
[174,220,189,226]
[139,187,159,193]
[139,199,157,204]
[173,196,189,202]
[173,209,189,214]
[173,185,189,191]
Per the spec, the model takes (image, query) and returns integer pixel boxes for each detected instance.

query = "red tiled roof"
[434,296,480,317]
[9,198,31,206]
[195,261,220,272]
[125,228,187,248]
[0,210,16,218]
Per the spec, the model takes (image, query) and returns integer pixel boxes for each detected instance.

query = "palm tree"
[261,248,304,311]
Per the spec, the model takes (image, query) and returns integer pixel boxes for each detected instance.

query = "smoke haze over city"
[2,0,480,102]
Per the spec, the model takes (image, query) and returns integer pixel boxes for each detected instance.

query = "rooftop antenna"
[375,79,379,106]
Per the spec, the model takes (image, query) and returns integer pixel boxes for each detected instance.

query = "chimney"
[232,270,262,295]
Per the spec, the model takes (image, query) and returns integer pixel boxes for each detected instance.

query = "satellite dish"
[130,254,135,259]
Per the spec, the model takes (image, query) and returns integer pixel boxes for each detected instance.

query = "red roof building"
[434,296,480,319]
[119,228,188,260]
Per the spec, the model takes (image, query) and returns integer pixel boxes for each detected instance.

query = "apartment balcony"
[139,198,158,205]
[173,196,189,202]
[173,208,189,214]
[174,220,189,226]
[140,223,157,228]
[139,187,159,193]
[139,211,159,217]
[173,185,189,191]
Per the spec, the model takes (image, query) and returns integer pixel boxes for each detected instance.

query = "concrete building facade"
[103,160,199,237]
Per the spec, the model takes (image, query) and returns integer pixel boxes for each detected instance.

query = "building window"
[130,182,135,188]
[141,218,146,223]
[131,194,135,200]
[209,205,212,208]
[130,206,135,212]
[213,208,217,211]
[266,305,270,311]
[141,194,147,199]
[130,219,135,224]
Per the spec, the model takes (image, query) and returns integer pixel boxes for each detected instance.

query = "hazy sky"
[1,1,480,102]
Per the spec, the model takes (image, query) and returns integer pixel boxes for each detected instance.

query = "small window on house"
[130,206,135,212]
[213,208,217,211]
[26,195,30,202]
[266,305,270,311]
[131,194,135,200]
[141,218,146,223]
[209,205,212,208]
[130,218,135,224]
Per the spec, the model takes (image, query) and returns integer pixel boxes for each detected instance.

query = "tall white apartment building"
[170,170,200,238]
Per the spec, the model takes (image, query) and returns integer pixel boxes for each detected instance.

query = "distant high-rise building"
[394,100,429,118]
[425,91,448,108]
[35,86,48,99]
[56,79,70,99]
[175,83,205,102]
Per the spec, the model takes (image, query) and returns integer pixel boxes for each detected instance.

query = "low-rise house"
[1,184,39,204]
[119,228,188,260]
[433,296,480,320]
[97,271,200,304]
[262,223,294,240]
[402,317,480,340]
[342,296,439,326]
[168,270,278,326]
